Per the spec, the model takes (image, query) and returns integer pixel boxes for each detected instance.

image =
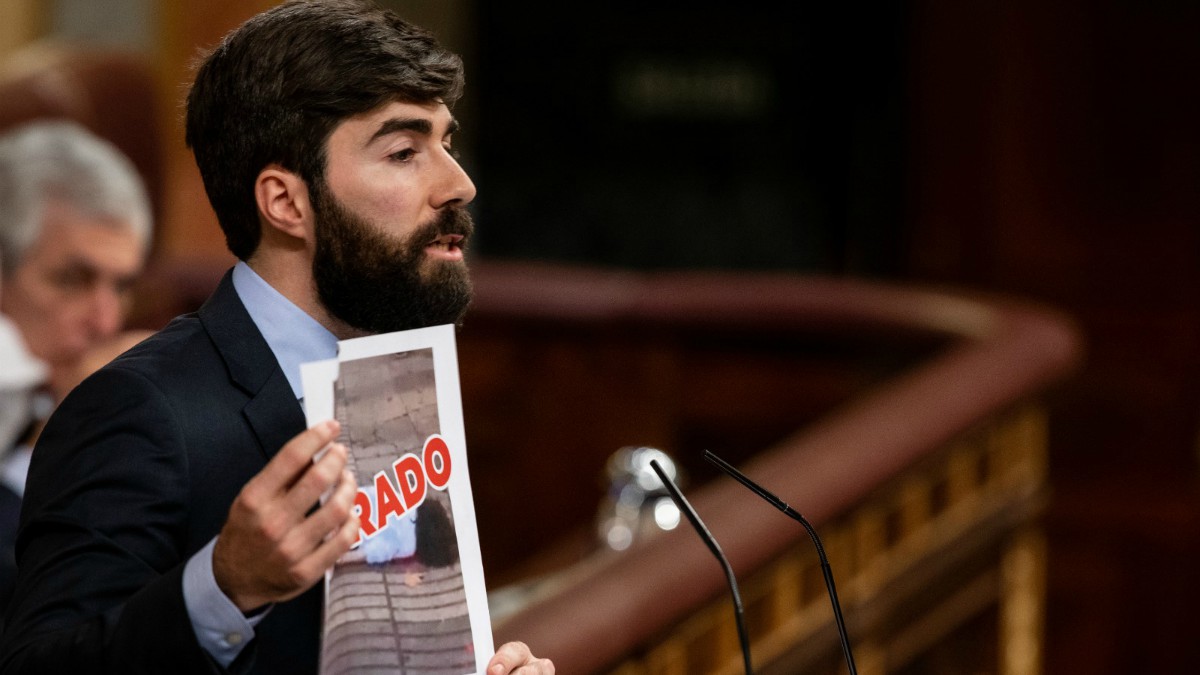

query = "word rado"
[351,434,453,545]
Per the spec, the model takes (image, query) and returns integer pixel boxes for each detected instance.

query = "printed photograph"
[321,348,475,675]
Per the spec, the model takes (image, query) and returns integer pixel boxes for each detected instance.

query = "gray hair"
[0,121,152,273]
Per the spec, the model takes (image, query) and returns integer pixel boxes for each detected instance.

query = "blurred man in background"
[0,120,152,404]
[0,120,152,617]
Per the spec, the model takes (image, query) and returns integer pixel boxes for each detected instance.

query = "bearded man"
[0,2,552,674]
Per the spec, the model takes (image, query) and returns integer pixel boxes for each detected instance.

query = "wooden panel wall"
[152,0,277,261]
[0,1,44,58]
[906,2,1200,672]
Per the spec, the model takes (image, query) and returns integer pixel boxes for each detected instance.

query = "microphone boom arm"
[704,450,858,675]
[649,459,754,675]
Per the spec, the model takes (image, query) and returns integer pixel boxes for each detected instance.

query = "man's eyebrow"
[369,118,430,145]
[368,116,460,145]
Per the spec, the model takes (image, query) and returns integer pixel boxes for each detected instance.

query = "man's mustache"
[420,205,474,243]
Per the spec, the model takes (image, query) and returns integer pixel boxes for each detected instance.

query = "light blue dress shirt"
[182,262,338,666]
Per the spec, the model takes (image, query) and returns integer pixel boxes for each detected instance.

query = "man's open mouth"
[425,233,466,261]
[428,233,464,252]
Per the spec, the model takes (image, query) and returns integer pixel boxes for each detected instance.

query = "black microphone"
[649,459,753,675]
[704,450,858,675]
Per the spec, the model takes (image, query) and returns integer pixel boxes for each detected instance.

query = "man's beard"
[311,181,474,334]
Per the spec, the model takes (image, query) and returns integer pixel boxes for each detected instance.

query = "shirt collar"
[231,261,338,400]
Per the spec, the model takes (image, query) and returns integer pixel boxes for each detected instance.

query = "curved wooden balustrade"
[470,262,1082,674]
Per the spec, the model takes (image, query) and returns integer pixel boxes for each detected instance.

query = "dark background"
[459,1,1200,672]
[471,1,907,274]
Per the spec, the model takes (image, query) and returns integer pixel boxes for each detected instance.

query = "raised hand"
[212,419,360,612]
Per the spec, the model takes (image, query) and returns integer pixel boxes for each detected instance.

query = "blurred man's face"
[0,202,145,397]
[312,100,477,334]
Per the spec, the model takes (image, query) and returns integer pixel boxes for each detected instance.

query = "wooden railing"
[461,262,1081,674]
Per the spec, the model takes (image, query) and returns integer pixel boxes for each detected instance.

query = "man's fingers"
[511,661,554,675]
[487,642,554,675]
[269,468,358,592]
[214,421,351,611]
[283,441,348,514]
[292,470,362,576]
[251,420,342,495]
[289,467,358,554]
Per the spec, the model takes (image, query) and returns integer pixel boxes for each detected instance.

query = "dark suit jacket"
[0,482,21,632]
[0,272,322,674]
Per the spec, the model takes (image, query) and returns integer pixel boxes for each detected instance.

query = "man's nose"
[87,284,124,338]
[433,150,477,208]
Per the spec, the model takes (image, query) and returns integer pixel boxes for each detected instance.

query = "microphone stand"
[704,450,858,675]
[649,459,753,675]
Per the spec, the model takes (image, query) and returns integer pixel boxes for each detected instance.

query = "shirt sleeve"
[183,537,271,668]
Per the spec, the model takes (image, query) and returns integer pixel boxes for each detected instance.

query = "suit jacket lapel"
[198,270,305,461]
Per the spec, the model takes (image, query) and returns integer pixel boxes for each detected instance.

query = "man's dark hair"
[185,0,464,259]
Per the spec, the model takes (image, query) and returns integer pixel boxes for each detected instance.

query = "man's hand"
[212,419,360,612]
[487,642,554,674]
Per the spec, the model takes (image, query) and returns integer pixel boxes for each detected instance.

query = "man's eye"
[50,267,92,289]
[115,277,138,296]
[389,148,415,162]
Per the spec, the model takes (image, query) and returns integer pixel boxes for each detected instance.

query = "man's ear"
[255,165,313,242]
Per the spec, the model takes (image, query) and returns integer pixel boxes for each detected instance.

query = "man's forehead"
[41,203,142,236]
[25,208,146,266]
